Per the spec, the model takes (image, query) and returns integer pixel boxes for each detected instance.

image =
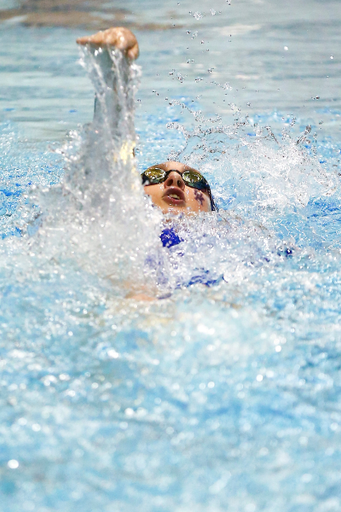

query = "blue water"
[1,1,341,511]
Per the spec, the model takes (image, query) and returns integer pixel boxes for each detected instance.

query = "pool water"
[1,1,341,511]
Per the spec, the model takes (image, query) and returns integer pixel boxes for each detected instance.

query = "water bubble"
[193,12,203,20]
[8,459,19,469]
[107,349,119,359]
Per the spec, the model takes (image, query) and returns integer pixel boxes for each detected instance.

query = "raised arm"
[75,26,140,140]
[76,27,139,61]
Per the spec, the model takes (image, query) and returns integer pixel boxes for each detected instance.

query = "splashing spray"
[27,43,161,294]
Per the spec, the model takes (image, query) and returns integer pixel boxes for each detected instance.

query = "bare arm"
[75,26,140,139]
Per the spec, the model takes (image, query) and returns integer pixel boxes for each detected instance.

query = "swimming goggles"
[141,166,209,189]
[141,167,217,210]
[141,167,217,211]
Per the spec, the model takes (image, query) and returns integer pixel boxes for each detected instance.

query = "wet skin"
[77,27,139,60]
[143,161,212,214]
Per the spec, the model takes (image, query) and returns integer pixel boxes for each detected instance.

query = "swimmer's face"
[143,161,212,214]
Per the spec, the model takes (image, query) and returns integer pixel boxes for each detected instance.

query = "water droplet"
[8,459,19,469]
[107,349,119,359]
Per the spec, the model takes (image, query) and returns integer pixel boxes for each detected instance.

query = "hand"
[76,27,139,60]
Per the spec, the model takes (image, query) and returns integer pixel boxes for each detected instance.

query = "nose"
[164,171,185,190]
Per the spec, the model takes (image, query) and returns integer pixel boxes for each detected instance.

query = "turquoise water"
[1,1,341,511]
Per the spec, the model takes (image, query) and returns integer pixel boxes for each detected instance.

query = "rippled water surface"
[1,1,341,511]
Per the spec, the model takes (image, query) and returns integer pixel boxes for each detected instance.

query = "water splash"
[21,45,163,294]
[2,28,341,512]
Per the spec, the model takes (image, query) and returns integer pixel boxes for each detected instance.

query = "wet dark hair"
[209,193,217,212]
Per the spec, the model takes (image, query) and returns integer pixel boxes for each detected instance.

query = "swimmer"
[77,27,216,216]
[77,28,218,299]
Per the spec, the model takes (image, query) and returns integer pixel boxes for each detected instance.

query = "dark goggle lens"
[142,168,166,184]
[182,170,209,190]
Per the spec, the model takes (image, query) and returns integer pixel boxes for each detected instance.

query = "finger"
[76,28,139,59]
[76,31,106,46]
[127,43,139,60]
[76,36,92,45]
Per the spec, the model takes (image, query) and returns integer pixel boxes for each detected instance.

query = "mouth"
[162,187,186,206]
